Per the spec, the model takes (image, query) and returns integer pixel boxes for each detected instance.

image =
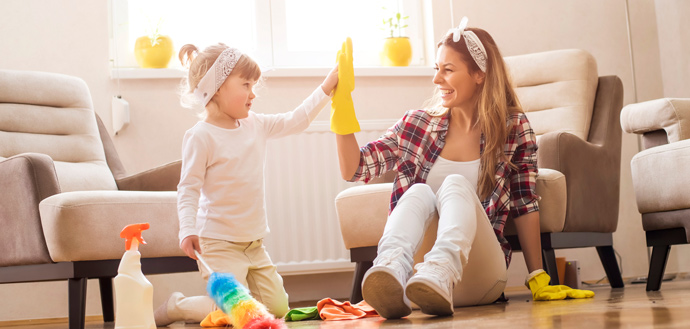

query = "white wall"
[1,0,685,322]
[654,0,690,275]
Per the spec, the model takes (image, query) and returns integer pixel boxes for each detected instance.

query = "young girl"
[333,19,593,319]
[154,43,338,326]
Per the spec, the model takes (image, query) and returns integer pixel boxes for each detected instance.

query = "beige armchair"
[0,69,196,329]
[336,49,624,302]
[620,98,690,291]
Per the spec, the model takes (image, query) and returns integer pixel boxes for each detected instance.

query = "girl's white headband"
[194,47,243,106]
[451,17,487,72]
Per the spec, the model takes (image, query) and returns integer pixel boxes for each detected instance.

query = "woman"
[332,19,592,319]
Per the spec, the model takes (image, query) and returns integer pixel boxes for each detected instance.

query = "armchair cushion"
[506,49,598,141]
[504,168,566,236]
[115,160,182,191]
[39,191,185,262]
[620,98,690,143]
[631,139,690,214]
[0,70,117,192]
[335,183,392,250]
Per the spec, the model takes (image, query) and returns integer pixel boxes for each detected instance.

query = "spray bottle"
[114,223,155,329]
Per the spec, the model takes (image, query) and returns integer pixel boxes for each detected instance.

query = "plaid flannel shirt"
[350,109,540,266]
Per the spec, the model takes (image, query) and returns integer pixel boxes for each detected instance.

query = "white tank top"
[426,156,480,194]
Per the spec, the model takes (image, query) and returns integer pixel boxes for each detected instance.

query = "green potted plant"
[134,17,174,68]
[381,11,411,66]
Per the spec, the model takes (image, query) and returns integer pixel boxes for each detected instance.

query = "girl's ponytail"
[178,44,199,68]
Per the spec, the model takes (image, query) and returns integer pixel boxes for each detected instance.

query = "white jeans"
[378,174,507,306]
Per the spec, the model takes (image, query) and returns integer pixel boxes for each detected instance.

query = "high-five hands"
[330,37,361,135]
[526,269,595,301]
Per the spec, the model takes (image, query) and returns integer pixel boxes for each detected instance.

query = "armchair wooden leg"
[99,277,115,322]
[646,245,671,291]
[350,260,372,303]
[542,248,559,285]
[596,245,624,288]
[68,278,87,329]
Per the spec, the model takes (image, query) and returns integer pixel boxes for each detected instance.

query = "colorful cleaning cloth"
[284,306,320,321]
[200,309,231,327]
[317,298,379,321]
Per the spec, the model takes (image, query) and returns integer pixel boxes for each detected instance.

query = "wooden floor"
[5,278,690,329]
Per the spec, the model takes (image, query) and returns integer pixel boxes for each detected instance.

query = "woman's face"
[433,45,485,110]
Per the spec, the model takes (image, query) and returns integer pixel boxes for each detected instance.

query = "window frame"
[110,0,428,70]
[268,0,426,67]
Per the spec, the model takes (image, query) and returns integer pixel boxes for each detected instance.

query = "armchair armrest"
[0,153,60,266]
[335,183,393,249]
[538,131,618,233]
[115,160,181,191]
[620,98,690,143]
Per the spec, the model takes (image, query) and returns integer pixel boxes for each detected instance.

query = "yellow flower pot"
[134,35,174,68]
[381,37,412,67]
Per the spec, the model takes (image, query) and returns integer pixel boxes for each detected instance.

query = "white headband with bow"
[194,47,243,106]
[451,17,487,72]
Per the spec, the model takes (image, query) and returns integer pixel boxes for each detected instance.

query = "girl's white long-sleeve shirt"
[177,87,330,244]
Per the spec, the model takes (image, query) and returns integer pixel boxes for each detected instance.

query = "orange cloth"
[200,309,232,327]
[316,298,379,321]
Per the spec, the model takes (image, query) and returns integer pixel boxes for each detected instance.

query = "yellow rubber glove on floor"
[526,269,595,301]
[330,37,361,135]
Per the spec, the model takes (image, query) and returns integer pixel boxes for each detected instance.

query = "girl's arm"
[260,67,338,139]
[321,65,339,96]
[177,130,207,259]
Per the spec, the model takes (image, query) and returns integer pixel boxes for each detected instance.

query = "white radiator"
[263,120,395,275]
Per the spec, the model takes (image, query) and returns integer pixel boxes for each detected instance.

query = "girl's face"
[210,74,257,122]
[433,45,485,110]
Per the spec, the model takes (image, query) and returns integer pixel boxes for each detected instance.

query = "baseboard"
[0,315,103,327]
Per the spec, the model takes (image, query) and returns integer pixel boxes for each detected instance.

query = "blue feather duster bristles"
[207,272,286,329]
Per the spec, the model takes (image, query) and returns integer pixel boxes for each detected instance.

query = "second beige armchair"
[621,98,690,291]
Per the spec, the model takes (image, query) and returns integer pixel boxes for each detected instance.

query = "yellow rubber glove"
[526,269,595,301]
[330,37,361,135]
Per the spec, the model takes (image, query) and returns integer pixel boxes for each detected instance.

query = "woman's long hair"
[425,28,523,200]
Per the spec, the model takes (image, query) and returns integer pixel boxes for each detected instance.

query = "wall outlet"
[112,96,130,135]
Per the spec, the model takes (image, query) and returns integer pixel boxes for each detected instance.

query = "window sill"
[111,66,435,80]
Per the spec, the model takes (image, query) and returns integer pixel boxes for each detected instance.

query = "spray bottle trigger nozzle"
[120,223,150,251]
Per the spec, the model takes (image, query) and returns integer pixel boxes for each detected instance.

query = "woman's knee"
[438,174,474,195]
[404,183,436,201]
[396,183,436,214]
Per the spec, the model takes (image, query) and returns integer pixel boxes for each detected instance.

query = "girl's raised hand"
[321,65,339,96]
